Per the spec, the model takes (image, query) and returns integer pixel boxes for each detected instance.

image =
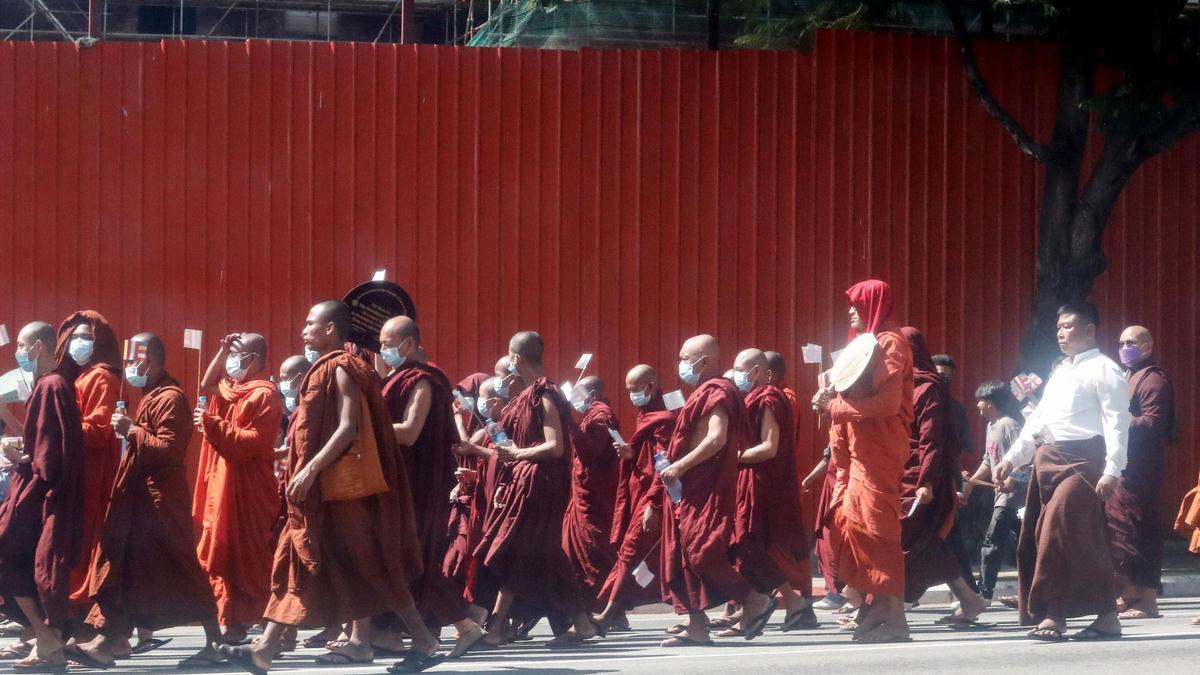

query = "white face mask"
[678,357,704,386]
[572,397,591,414]
[125,363,148,389]
[69,337,95,366]
[284,395,298,413]
[630,388,651,407]
[225,353,251,382]
[381,345,406,369]
[304,347,320,364]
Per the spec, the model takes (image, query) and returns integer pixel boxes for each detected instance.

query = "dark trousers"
[979,504,1021,599]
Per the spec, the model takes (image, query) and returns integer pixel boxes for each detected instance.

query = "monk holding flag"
[0,321,84,672]
[193,332,284,644]
[659,335,775,647]
[812,280,914,643]
[594,365,674,631]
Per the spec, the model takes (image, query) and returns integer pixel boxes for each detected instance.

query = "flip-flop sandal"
[946,619,996,631]
[371,645,411,658]
[0,643,33,660]
[743,597,778,641]
[62,645,114,670]
[716,627,744,638]
[659,635,713,647]
[1026,627,1066,642]
[130,637,173,655]
[449,626,485,659]
[665,623,688,635]
[387,650,447,673]
[1071,627,1122,641]
[218,644,268,675]
[779,610,819,631]
[1118,609,1161,619]
[303,633,338,648]
[177,653,226,669]
[707,617,736,629]
[12,656,68,673]
[544,633,592,650]
[315,648,374,664]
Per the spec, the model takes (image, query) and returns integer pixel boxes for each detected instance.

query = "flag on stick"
[0,324,9,347]
[574,353,592,371]
[801,343,824,364]
[183,329,203,350]
[372,269,387,281]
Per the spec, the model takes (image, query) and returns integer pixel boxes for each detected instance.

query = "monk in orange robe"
[193,332,284,643]
[70,333,224,669]
[812,279,913,642]
[59,311,123,624]
[219,301,442,674]
[0,321,84,671]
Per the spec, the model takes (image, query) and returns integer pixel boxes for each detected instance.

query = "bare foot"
[1026,617,1067,641]
[950,592,989,622]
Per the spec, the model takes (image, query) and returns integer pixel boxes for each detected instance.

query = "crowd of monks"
[0,278,1187,673]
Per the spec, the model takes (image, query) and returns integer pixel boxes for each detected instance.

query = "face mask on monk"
[69,337,95,366]
[125,362,148,389]
[630,388,651,407]
[477,396,496,419]
[284,395,298,413]
[15,342,39,373]
[678,356,705,386]
[493,376,510,398]
[225,353,253,382]
[732,368,754,393]
[571,396,591,414]
[381,339,409,369]
[1119,344,1144,368]
[304,347,320,364]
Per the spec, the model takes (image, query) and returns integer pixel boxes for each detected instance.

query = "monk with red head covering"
[563,375,621,614]
[191,332,284,643]
[658,335,775,647]
[812,280,913,642]
[0,321,84,671]
[594,365,674,631]
[898,327,986,622]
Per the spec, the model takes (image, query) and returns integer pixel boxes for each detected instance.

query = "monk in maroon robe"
[562,375,621,613]
[470,331,595,649]
[732,348,818,632]
[378,316,484,657]
[659,335,774,647]
[594,365,673,631]
[898,328,986,621]
[0,321,84,671]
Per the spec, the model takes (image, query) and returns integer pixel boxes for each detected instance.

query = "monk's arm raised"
[671,407,728,474]
[393,380,432,447]
[511,393,565,461]
[739,406,779,464]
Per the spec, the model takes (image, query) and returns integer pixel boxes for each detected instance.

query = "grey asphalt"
[48,597,1200,674]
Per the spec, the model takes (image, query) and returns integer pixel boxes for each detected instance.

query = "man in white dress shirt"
[995,301,1130,642]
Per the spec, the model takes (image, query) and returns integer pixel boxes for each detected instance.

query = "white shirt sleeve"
[1004,404,1042,469]
[1094,361,1132,477]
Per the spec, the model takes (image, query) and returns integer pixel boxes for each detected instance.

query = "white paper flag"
[183,328,203,350]
[15,375,29,402]
[663,390,685,411]
[574,353,593,370]
[607,427,626,446]
[802,343,823,364]
[0,324,8,347]
[632,560,655,588]
[560,381,575,401]
[372,269,386,281]
[907,499,920,518]
[829,348,845,365]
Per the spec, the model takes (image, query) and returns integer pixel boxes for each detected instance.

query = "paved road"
[55,597,1200,674]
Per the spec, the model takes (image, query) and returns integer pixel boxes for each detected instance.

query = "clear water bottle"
[116,400,129,458]
[198,395,207,408]
[653,452,682,503]
[485,419,510,447]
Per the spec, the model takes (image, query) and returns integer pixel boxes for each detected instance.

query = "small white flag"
[830,348,845,365]
[1016,507,1026,521]
[560,381,575,401]
[907,499,920,518]
[663,390,685,411]
[372,269,386,281]
[574,353,593,370]
[607,427,626,446]
[183,328,203,350]
[632,560,655,588]
[802,343,823,364]
[0,324,8,347]
[452,390,471,413]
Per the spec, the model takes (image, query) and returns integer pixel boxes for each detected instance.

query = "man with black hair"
[995,301,1131,641]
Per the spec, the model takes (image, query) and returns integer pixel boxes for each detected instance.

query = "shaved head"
[508,331,544,366]
[381,315,421,345]
[479,376,499,401]
[679,334,720,383]
[131,332,166,365]
[304,300,350,353]
[280,354,310,381]
[312,300,351,340]
[764,351,786,384]
[18,321,56,352]
[735,348,768,389]
[494,356,513,379]
[626,364,657,388]
[578,375,603,399]
[239,332,268,360]
[1119,325,1154,362]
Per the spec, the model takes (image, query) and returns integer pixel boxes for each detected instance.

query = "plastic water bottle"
[116,400,129,458]
[198,395,207,408]
[485,419,510,447]
[653,452,682,503]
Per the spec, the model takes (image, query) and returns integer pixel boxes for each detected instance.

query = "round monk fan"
[830,333,878,392]
[342,280,418,353]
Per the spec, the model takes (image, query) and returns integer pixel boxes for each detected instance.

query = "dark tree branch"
[944,0,1054,164]
[1137,93,1200,160]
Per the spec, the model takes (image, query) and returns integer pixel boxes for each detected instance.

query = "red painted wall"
[0,31,1196,526]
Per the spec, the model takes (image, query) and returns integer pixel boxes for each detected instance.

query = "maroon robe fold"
[0,367,84,630]
[382,362,467,628]
[444,372,491,589]
[471,378,583,617]
[899,328,960,603]
[734,384,807,595]
[660,377,753,613]
[562,400,621,611]
[599,396,674,609]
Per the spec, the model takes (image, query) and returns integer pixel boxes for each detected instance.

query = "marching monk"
[732,348,817,632]
[193,333,285,643]
[995,301,1131,641]
[471,331,596,649]
[812,280,913,642]
[0,321,84,671]
[659,335,774,647]
[453,372,491,443]
[378,316,484,657]
[594,365,674,632]
[219,301,442,674]
[70,333,224,669]
[59,311,123,625]
[563,376,621,614]
[898,328,986,623]
[1109,326,1174,619]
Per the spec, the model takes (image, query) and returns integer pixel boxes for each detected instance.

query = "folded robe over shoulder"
[266,350,422,627]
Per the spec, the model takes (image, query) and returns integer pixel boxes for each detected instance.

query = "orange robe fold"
[193,378,284,628]
[68,365,121,609]
[827,325,913,598]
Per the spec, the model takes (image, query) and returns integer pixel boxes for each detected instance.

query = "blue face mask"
[304,347,320,364]
[476,396,493,419]
[15,346,37,373]
[572,397,591,414]
[225,353,250,382]
[507,360,520,377]
[69,337,95,366]
[125,363,148,389]
[678,357,703,386]
[284,395,298,413]
[733,367,755,393]
[630,388,651,407]
[381,346,406,369]
[493,376,510,398]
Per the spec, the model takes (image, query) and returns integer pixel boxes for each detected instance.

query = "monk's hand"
[659,464,682,485]
[811,388,833,413]
[614,441,633,460]
[642,504,660,533]
[993,460,1013,486]
[111,412,133,438]
[495,442,520,463]
[1,437,25,464]
[274,446,288,461]
[1095,474,1119,501]
[192,407,208,431]
[287,466,318,503]
[915,486,933,505]
[219,332,243,352]
[1001,477,1016,494]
